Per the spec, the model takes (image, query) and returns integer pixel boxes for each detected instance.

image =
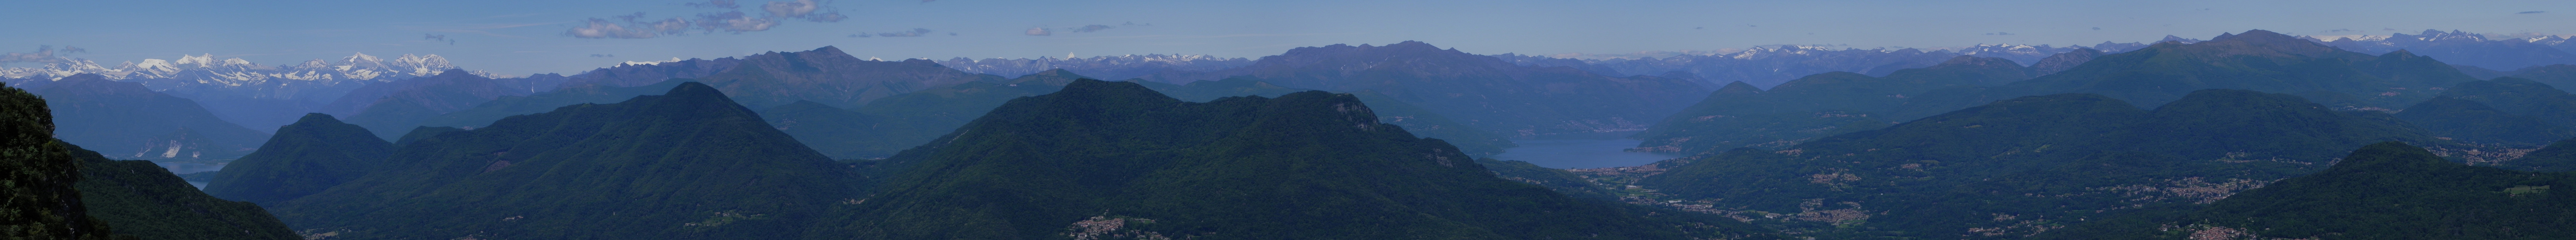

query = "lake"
[1488,138,1685,169]
[157,161,227,190]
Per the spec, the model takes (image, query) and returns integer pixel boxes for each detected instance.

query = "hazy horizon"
[6,0,2572,75]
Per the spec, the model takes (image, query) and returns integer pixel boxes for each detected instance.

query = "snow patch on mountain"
[623,58,686,66]
[2,52,500,84]
[2307,29,2576,69]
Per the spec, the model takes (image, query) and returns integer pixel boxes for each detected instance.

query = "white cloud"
[764,0,817,17]
[0,45,83,64]
[696,12,777,33]
[566,17,660,39]
[764,0,845,22]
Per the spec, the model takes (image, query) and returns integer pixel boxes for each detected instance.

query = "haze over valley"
[8,0,2576,239]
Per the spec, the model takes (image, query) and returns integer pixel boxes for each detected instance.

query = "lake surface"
[156,161,227,190]
[1489,138,1685,169]
[157,162,227,174]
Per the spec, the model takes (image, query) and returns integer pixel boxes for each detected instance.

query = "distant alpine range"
[8,29,2576,240]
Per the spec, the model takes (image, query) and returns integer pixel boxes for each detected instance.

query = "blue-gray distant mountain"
[689,46,1005,109]
[324,70,540,139]
[1990,30,2475,109]
[1632,55,2044,154]
[2537,35,2576,52]
[1635,89,2454,239]
[760,70,1088,159]
[936,54,1253,81]
[1638,29,2491,155]
[1517,46,1957,87]
[1,53,508,130]
[2507,64,2576,88]
[416,47,1003,130]
[551,58,741,90]
[315,70,561,117]
[1142,41,1710,137]
[2027,48,2105,75]
[31,73,266,160]
[2313,30,2576,70]
[1502,41,2163,88]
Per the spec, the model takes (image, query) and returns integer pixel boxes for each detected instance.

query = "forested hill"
[5,84,297,240]
[1635,30,2484,156]
[203,113,393,205]
[266,82,862,240]
[768,70,1515,159]
[1632,55,2046,154]
[1991,30,2474,109]
[2,79,119,240]
[818,79,1775,240]
[1634,89,2451,239]
[2038,142,2576,240]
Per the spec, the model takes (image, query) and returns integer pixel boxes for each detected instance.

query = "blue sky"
[4,0,2571,75]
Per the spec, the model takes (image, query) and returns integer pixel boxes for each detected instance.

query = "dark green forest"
[5,84,298,240]
[818,79,1774,240]
[17,28,2576,240]
[1634,89,2456,239]
[2038,142,2576,240]
[266,82,862,240]
[203,113,393,205]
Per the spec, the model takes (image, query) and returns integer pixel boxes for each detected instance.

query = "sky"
[4,0,2573,76]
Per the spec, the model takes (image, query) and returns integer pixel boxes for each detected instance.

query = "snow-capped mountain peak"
[2396,29,2488,42]
[133,59,179,73]
[342,52,385,69]
[387,54,456,77]
[5,52,490,88]
[173,54,217,68]
[390,54,448,67]
[1725,45,1849,60]
[623,58,686,66]
[291,60,331,70]
[220,58,256,67]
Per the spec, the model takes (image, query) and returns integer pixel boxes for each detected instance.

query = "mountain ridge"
[1631,88,2451,239]
[32,73,266,160]
[824,79,1771,239]
[268,82,862,239]
[1147,41,1711,137]
[202,113,392,205]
